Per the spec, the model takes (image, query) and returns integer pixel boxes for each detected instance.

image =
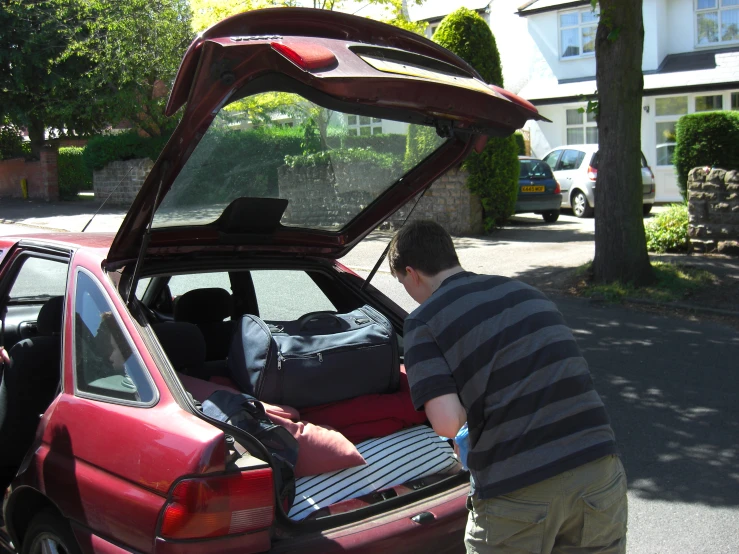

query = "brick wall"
[278,164,483,236]
[93,158,153,207]
[687,167,739,255]
[0,148,59,201]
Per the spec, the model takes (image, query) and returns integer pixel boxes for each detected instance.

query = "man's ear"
[405,266,421,286]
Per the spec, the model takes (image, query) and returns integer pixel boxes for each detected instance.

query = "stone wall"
[93,158,153,207]
[687,167,739,255]
[0,148,59,201]
[278,164,483,236]
[386,169,483,235]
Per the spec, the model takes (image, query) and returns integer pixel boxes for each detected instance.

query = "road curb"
[0,219,70,233]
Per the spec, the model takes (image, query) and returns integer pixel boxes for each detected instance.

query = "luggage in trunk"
[228,306,400,409]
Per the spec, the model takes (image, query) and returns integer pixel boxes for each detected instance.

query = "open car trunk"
[136,255,469,535]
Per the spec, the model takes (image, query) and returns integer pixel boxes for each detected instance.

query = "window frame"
[653,90,739,167]
[72,266,159,408]
[345,114,383,136]
[564,106,598,145]
[695,0,739,48]
[558,7,599,60]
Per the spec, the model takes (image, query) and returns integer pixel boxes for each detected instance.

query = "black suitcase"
[228,306,400,409]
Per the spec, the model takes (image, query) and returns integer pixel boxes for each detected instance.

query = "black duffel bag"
[228,305,400,409]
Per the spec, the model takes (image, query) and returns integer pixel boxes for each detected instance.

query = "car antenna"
[125,165,167,307]
[361,187,428,292]
[80,162,143,232]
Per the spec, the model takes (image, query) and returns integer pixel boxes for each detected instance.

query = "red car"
[0,8,541,554]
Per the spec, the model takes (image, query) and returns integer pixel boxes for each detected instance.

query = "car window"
[168,272,231,298]
[543,150,561,170]
[251,270,336,321]
[520,160,554,180]
[560,149,585,171]
[8,257,68,301]
[589,152,649,170]
[74,270,156,405]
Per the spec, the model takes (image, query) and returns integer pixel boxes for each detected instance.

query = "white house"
[408,0,739,203]
[516,0,739,202]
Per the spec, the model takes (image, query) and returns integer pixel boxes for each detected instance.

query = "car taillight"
[160,469,274,540]
[587,166,597,181]
[554,181,561,194]
[271,42,337,70]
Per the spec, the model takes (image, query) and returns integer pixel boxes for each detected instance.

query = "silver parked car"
[541,144,656,218]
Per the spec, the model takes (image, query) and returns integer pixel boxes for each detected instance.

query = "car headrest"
[174,288,232,324]
[37,296,64,336]
[152,322,206,373]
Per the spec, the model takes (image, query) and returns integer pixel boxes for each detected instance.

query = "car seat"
[0,296,64,491]
[173,288,234,362]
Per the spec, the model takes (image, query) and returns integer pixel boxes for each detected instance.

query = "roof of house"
[519,49,739,104]
[517,0,590,17]
[407,0,490,23]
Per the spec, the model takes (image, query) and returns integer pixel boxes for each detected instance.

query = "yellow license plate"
[521,186,545,192]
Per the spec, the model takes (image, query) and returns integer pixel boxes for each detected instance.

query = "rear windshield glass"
[519,159,554,179]
[589,151,649,169]
[153,91,447,231]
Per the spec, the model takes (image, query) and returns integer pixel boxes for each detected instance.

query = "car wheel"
[571,191,594,218]
[542,210,560,223]
[642,204,653,216]
[21,513,82,554]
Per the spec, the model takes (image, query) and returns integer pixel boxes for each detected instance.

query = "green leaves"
[645,204,690,253]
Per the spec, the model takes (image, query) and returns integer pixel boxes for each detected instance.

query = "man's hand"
[0,346,9,367]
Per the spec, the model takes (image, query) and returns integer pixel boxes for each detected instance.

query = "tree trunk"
[27,117,46,160]
[593,0,654,285]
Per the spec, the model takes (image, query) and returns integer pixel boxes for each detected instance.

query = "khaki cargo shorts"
[465,455,627,554]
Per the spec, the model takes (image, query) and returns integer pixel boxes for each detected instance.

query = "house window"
[695,94,724,111]
[429,24,439,38]
[565,108,598,144]
[731,91,739,109]
[346,115,382,136]
[559,8,599,58]
[696,0,739,46]
[655,95,688,166]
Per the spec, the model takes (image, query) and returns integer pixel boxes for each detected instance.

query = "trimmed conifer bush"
[432,8,519,228]
[674,111,739,199]
[58,147,93,199]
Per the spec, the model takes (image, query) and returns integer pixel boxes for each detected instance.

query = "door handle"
[411,512,436,524]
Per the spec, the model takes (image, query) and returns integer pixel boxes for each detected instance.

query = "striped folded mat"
[289,425,458,521]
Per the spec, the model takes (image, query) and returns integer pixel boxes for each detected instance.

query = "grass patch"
[571,262,719,303]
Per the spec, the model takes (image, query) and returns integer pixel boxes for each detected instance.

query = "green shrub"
[339,133,407,155]
[285,148,397,169]
[514,132,526,156]
[82,131,174,171]
[645,203,690,253]
[58,147,93,199]
[674,111,739,199]
[432,8,519,228]
[0,120,27,161]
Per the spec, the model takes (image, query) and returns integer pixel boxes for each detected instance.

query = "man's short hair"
[388,220,460,277]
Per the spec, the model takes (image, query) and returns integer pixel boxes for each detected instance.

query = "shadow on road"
[513,264,739,507]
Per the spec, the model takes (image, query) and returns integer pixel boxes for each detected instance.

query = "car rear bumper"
[269,482,469,553]
[643,189,656,204]
[515,195,561,213]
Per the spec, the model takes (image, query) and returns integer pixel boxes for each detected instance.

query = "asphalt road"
[1,207,738,553]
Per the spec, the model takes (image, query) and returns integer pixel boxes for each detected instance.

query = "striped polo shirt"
[404,271,618,499]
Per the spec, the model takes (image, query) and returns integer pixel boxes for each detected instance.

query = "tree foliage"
[432,7,519,228]
[0,0,192,157]
[85,0,194,138]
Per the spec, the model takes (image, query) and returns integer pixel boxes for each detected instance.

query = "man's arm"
[424,393,466,439]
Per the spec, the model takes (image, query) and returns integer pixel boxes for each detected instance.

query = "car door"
[543,150,567,201]
[556,149,586,205]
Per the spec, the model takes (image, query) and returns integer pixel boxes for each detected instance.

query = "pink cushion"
[177,373,364,477]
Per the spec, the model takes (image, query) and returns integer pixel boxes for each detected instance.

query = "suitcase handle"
[298,311,342,331]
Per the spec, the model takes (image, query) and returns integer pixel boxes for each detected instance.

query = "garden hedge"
[432,8,520,228]
[674,111,739,199]
[58,147,93,199]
